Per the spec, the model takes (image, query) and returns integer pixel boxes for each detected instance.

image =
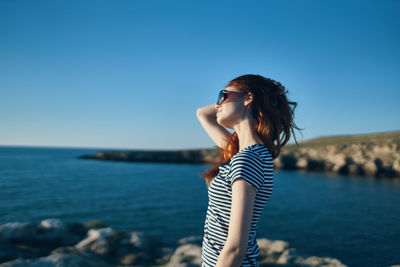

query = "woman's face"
[215,86,250,129]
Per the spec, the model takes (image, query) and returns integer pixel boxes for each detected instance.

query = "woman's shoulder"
[230,145,263,164]
[229,144,272,167]
[233,144,270,158]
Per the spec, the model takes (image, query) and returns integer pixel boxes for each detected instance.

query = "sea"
[0,146,399,267]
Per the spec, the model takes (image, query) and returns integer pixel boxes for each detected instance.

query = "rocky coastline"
[0,218,353,267]
[79,131,400,178]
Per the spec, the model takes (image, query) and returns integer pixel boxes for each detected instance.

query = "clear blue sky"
[1,0,399,150]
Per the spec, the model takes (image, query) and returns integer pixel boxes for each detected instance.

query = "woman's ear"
[244,93,254,108]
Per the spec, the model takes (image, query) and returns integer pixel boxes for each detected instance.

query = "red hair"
[199,74,303,188]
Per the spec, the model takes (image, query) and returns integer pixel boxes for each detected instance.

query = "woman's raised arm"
[196,103,231,149]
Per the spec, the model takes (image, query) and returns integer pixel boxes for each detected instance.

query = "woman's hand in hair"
[196,103,218,118]
[196,103,230,149]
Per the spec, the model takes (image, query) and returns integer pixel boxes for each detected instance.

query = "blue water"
[0,146,399,267]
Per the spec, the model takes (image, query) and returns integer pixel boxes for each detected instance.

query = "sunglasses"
[216,90,248,105]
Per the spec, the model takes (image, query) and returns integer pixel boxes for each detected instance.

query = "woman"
[196,74,302,266]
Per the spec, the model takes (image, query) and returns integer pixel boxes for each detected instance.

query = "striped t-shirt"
[201,143,274,267]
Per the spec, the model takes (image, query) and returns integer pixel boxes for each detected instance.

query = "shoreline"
[79,131,400,179]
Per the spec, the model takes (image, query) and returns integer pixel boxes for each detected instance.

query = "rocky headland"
[79,130,400,178]
[0,218,353,267]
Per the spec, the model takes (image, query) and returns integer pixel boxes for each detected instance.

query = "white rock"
[166,243,202,267]
[40,219,65,229]
[75,227,113,248]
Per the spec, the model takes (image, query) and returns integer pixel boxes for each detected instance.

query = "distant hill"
[283,130,400,150]
[276,130,400,178]
[79,130,400,178]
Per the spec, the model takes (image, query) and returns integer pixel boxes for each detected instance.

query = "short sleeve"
[229,150,264,193]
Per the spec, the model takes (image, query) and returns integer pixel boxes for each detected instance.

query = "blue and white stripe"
[201,143,274,267]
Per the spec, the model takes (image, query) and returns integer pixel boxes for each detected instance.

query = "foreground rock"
[0,218,355,267]
[0,248,112,267]
[79,131,400,178]
[0,218,160,266]
[162,236,348,267]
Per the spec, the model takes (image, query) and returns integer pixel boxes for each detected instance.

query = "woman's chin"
[217,118,231,129]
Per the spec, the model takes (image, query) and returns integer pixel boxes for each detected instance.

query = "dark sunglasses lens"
[217,91,225,104]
